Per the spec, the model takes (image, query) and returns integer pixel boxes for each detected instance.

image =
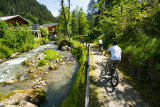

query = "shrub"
[0,20,8,38]
[43,49,61,60]
[39,27,49,39]
[38,59,48,66]
[34,37,49,45]
[1,25,34,52]
[0,44,13,58]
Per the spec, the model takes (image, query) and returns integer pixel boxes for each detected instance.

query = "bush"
[86,27,102,43]
[43,49,61,60]
[39,27,49,38]
[35,37,49,45]
[1,25,35,52]
[38,59,48,66]
[0,20,8,38]
[0,44,13,58]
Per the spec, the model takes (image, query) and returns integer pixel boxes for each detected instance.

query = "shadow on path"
[89,44,147,107]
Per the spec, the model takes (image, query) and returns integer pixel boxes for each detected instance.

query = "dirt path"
[89,44,147,107]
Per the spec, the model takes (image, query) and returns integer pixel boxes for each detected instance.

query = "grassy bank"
[61,40,88,107]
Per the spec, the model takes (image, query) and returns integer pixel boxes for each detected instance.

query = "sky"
[36,0,91,17]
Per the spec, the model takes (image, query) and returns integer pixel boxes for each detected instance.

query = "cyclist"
[104,41,122,75]
[98,37,103,50]
[80,36,84,44]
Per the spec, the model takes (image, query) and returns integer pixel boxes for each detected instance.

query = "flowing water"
[0,41,79,106]
[0,41,57,83]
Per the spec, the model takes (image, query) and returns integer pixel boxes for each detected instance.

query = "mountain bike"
[99,44,103,55]
[106,62,119,87]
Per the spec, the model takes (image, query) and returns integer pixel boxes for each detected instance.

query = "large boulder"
[0,89,46,106]
[58,40,71,50]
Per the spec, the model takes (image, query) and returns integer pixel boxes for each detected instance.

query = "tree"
[39,27,49,39]
[87,0,97,27]
[78,8,89,35]
[61,0,71,40]
[71,9,78,36]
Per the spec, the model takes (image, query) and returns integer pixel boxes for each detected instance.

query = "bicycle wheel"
[99,47,103,55]
[111,70,119,87]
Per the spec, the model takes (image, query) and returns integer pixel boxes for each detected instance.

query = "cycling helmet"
[113,41,117,45]
[98,37,101,39]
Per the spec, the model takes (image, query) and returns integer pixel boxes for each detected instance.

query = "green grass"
[62,40,87,107]
[43,49,61,60]
[38,59,48,66]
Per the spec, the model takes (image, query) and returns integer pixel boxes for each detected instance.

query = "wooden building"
[40,23,57,37]
[0,15,29,27]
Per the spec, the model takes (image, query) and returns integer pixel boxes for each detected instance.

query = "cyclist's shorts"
[107,59,120,66]
[98,44,103,46]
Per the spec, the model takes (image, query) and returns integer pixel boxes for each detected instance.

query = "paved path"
[89,44,147,107]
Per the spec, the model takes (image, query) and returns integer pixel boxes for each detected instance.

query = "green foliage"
[34,37,49,45]
[86,0,160,82]
[78,8,89,35]
[38,59,48,66]
[57,6,89,39]
[71,10,78,36]
[0,43,13,58]
[43,49,61,60]
[87,27,102,43]
[0,20,8,38]
[0,0,57,24]
[1,25,34,52]
[0,22,37,58]
[39,27,49,38]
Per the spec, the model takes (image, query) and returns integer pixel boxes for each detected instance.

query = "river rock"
[10,52,20,58]
[49,65,54,70]
[56,59,59,63]
[0,89,46,106]
[5,79,18,84]
[19,99,38,107]
[37,53,45,59]
[0,59,3,63]
[20,74,29,81]
[58,40,71,50]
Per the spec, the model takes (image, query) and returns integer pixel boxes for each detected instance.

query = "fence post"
[86,42,88,48]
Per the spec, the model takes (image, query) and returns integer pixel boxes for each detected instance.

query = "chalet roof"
[40,23,58,27]
[0,15,29,23]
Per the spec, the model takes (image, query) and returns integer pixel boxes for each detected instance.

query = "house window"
[11,23,17,26]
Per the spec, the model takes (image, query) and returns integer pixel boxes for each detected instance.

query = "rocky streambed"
[0,41,79,107]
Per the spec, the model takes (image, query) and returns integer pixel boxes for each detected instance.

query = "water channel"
[0,41,79,107]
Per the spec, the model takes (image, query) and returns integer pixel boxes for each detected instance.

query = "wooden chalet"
[0,15,29,27]
[40,23,57,37]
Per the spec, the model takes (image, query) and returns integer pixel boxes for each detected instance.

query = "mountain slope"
[0,0,58,24]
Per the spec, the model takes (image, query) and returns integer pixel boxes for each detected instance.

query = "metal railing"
[84,42,90,107]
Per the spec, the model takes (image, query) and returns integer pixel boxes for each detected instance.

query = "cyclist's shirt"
[98,39,103,45]
[108,45,122,60]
